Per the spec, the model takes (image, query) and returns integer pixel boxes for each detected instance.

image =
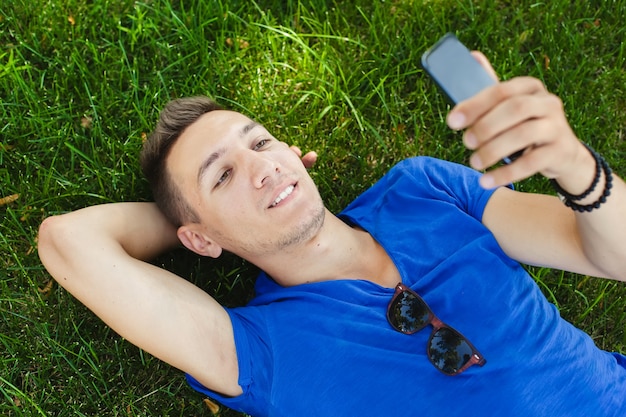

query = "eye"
[253,139,269,150]
[216,169,231,187]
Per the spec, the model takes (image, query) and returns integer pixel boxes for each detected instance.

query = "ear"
[177,225,223,258]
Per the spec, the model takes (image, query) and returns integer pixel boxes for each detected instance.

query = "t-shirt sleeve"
[397,156,502,221]
[185,307,272,417]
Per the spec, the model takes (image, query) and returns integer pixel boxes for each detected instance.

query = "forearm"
[39,202,179,265]
[38,202,180,291]
[106,202,181,260]
[555,147,626,280]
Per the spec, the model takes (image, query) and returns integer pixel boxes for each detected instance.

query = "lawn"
[1,0,625,415]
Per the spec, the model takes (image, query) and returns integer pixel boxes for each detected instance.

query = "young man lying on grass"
[38,51,626,416]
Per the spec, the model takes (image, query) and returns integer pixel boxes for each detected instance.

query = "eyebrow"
[197,148,225,185]
[240,121,261,137]
[196,121,262,185]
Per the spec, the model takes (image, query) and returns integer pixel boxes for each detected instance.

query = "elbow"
[38,214,72,282]
[38,215,58,261]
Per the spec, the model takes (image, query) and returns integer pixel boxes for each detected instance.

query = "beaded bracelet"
[550,143,601,201]
[550,144,614,213]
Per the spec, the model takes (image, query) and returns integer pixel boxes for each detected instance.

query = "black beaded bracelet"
[550,145,614,213]
[550,143,601,201]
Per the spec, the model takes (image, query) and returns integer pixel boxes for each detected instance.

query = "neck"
[250,209,400,288]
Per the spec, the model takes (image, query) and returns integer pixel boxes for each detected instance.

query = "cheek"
[207,197,251,228]
[279,149,309,172]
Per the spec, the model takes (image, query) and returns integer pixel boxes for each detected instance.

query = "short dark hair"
[141,96,223,227]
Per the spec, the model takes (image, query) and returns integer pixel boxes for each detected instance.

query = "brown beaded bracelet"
[550,144,613,213]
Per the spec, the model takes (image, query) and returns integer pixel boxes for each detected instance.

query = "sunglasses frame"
[387,283,486,375]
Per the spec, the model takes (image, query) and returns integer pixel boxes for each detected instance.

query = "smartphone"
[421,33,522,163]
[420,33,496,106]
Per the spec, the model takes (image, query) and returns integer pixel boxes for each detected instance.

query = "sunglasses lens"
[388,290,430,333]
[429,327,474,375]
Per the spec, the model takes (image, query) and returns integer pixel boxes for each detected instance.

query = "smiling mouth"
[269,184,295,208]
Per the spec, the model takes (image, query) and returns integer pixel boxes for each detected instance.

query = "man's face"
[167,110,325,259]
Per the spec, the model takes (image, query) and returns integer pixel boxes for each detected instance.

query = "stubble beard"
[273,202,326,250]
[211,197,327,260]
[234,200,326,256]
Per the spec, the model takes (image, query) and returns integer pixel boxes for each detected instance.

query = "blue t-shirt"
[187,157,626,416]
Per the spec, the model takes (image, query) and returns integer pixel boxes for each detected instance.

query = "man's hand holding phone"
[447,68,584,190]
[422,34,588,190]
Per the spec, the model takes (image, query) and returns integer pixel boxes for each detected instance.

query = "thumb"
[470,51,499,81]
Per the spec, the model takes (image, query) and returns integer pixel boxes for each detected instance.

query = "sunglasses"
[387,283,486,375]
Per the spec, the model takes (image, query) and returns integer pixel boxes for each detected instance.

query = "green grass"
[1,0,625,415]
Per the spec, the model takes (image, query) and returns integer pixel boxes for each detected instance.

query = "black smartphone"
[421,33,522,163]
[420,33,495,106]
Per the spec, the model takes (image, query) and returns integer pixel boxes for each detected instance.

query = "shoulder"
[341,157,496,222]
[393,156,481,182]
[392,157,495,210]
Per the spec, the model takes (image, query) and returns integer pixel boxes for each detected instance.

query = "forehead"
[175,109,259,156]
[167,110,256,184]
[182,110,256,143]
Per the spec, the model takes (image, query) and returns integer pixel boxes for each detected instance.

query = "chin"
[276,204,325,249]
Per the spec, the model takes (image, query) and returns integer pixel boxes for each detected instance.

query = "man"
[38,52,626,416]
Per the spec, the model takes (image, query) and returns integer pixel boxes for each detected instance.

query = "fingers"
[467,117,553,171]
[463,92,560,165]
[470,51,499,81]
[476,145,547,188]
[289,145,303,157]
[290,145,318,169]
[447,77,546,131]
[301,151,318,169]
[445,75,581,188]
[482,121,578,188]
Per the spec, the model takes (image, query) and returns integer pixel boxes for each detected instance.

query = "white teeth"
[271,185,294,207]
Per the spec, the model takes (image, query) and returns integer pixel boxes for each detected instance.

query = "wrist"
[551,143,597,196]
[550,143,613,212]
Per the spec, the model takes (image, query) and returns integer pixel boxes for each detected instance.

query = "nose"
[244,151,280,189]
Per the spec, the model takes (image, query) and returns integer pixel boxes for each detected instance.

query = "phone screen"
[421,33,495,105]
